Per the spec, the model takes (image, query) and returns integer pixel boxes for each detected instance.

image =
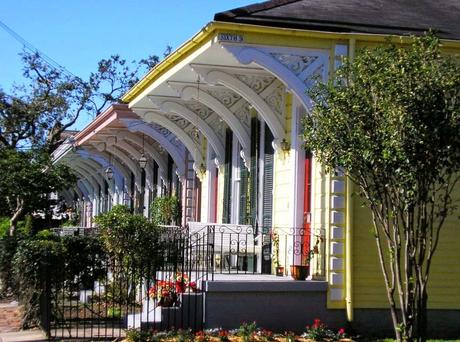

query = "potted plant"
[271,231,284,276]
[150,196,181,226]
[148,272,197,307]
[290,238,321,280]
[290,262,310,280]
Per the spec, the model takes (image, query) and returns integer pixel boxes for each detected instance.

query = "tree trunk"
[417,287,428,342]
[9,216,18,237]
[9,200,24,236]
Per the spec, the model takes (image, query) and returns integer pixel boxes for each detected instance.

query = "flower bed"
[125,319,352,342]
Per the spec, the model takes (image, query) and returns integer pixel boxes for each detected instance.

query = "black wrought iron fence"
[42,227,210,340]
[42,223,326,339]
[187,222,326,278]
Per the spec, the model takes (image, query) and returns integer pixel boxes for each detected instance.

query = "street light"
[139,153,147,169]
[139,133,147,169]
[105,166,114,180]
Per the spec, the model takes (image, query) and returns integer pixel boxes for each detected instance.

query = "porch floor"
[208,273,305,281]
[204,273,328,292]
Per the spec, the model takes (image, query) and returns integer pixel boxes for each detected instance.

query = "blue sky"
[0,0,252,128]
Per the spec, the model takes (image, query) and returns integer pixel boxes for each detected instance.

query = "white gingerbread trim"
[150,98,225,164]
[179,86,250,158]
[223,45,329,112]
[195,68,285,142]
[141,110,203,166]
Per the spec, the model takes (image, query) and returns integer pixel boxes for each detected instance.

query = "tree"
[0,50,167,152]
[0,148,76,236]
[0,47,170,234]
[303,34,460,341]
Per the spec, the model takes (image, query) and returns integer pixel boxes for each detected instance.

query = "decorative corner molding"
[214,157,222,170]
[175,169,183,182]
[239,149,250,170]
[192,162,207,181]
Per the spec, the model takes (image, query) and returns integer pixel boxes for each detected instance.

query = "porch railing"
[51,223,326,278]
[186,222,326,279]
[51,226,99,236]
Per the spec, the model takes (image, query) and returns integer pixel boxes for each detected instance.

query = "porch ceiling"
[129,40,290,159]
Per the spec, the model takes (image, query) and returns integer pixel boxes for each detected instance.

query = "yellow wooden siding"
[353,186,460,309]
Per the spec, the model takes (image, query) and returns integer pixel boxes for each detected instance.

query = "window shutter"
[239,162,249,224]
[250,117,260,227]
[167,154,173,194]
[262,123,274,229]
[130,172,135,213]
[152,160,158,199]
[262,123,274,274]
[222,128,232,224]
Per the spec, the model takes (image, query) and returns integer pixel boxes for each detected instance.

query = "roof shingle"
[214,0,460,40]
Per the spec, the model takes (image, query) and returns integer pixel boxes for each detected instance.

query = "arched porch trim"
[121,119,185,178]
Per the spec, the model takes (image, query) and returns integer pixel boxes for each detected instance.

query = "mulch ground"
[0,299,22,333]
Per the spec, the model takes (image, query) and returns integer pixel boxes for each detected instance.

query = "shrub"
[0,233,24,297]
[61,235,106,290]
[0,217,10,237]
[10,232,107,328]
[13,238,65,328]
[95,205,162,267]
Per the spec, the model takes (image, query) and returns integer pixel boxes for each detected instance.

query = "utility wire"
[0,19,77,78]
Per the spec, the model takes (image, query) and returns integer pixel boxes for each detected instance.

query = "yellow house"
[54,0,460,336]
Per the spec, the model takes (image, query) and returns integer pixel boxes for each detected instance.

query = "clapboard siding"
[353,185,460,309]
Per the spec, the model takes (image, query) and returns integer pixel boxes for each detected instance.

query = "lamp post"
[105,154,114,180]
[139,154,147,169]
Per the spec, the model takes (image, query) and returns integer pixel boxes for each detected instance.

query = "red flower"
[218,330,229,337]
[338,328,345,335]
[175,282,185,293]
[313,318,321,328]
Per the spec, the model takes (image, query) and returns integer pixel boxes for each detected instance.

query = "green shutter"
[167,155,173,195]
[140,168,146,214]
[262,123,275,274]
[130,172,135,213]
[250,117,260,226]
[222,128,232,224]
[263,123,274,230]
[239,163,248,224]
[152,160,158,198]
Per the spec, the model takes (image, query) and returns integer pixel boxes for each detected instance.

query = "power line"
[0,19,77,78]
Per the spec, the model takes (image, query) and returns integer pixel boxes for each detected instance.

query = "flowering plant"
[217,329,230,342]
[302,318,346,341]
[148,272,197,307]
[195,330,209,342]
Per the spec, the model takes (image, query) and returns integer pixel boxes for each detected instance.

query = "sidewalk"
[0,300,46,342]
[0,329,47,342]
